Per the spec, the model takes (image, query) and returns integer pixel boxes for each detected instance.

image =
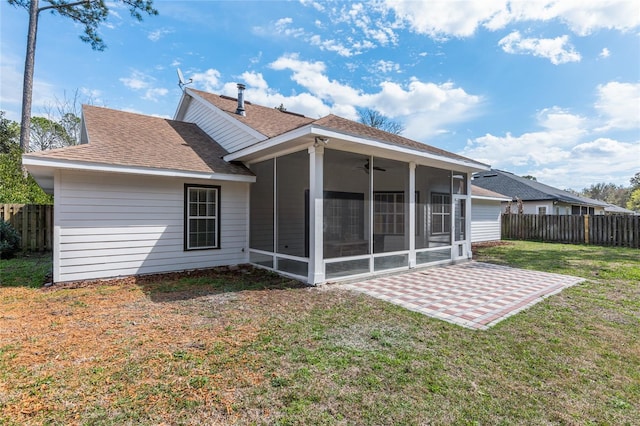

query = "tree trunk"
[19,0,40,153]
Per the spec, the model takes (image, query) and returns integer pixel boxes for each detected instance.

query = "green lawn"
[1,242,638,425]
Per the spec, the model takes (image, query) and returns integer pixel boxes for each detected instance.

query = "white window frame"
[431,192,451,235]
[373,192,405,235]
[185,184,221,250]
[537,206,547,215]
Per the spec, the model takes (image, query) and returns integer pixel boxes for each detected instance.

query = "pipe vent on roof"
[236,83,246,116]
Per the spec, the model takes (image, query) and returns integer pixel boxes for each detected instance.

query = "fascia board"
[185,88,268,142]
[472,195,511,202]
[22,156,256,183]
[173,91,191,121]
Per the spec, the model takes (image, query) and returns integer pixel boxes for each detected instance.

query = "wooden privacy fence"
[502,214,639,248]
[1,204,53,251]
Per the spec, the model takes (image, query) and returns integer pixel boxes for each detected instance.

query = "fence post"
[584,215,590,245]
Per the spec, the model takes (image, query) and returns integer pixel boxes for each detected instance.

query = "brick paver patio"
[341,261,585,330]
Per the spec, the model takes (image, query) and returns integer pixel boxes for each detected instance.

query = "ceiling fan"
[358,159,386,174]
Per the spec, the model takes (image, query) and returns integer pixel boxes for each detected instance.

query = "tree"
[630,172,640,191]
[358,108,404,135]
[627,188,640,213]
[0,145,52,204]
[1,111,52,202]
[0,111,20,154]
[580,182,630,208]
[9,0,158,152]
[42,88,93,145]
[29,116,74,151]
[522,175,537,181]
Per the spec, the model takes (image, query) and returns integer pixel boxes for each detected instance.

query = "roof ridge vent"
[236,83,246,116]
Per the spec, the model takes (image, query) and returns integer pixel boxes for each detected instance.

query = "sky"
[1,0,639,190]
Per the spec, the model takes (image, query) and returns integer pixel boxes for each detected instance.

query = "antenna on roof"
[177,68,192,90]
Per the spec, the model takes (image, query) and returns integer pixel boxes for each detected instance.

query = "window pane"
[416,248,450,264]
[250,251,273,268]
[186,187,219,249]
[325,258,370,279]
[276,257,308,277]
[374,254,408,271]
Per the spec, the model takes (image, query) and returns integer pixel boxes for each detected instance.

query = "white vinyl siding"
[182,98,263,153]
[471,199,502,243]
[54,170,249,282]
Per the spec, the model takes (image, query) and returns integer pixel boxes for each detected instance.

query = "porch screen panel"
[415,166,451,249]
[276,150,309,257]
[323,149,370,259]
[373,158,409,253]
[249,159,274,252]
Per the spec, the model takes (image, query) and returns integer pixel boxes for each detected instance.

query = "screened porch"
[247,147,470,284]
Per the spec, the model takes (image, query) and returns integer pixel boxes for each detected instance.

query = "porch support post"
[308,144,325,285]
[409,162,416,268]
[465,173,473,259]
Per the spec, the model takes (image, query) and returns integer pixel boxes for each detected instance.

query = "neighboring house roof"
[471,185,510,201]
[473,169,609,207]
[604,204,637,215]
[24,105,253,178]
[187,88,485,167]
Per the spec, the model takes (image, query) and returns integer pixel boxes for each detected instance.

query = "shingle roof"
[312,114,479,164]
[473,170,609,207]
[25,105,253,177]
[471,185,509,199]
[190,89,314,138]
[191,89,485,166]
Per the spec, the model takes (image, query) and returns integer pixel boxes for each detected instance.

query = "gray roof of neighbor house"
[23,105,253,177]
[604,204,637,215]
[473,169,609,207]
[189,88,485,166]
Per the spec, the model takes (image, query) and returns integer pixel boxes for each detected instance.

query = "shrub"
[0,220,21,259]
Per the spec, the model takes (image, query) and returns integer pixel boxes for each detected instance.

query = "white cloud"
[599,47,611,58]
[268,54,481,138]
[254,17,305,39]
[375,60,400,73]
[309,35,354,57]
[529,137,640,188]
[299,0,325,12]
[190,68,222,93]
[148,28,173,42]
[119,70,169,102]
[594,81,640,131]
[498,31,581,64]
[462,107,588,168]
[462,99,640,188]
[381,0,639,38]
[273,17,305,38]
[143,87,169,101]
